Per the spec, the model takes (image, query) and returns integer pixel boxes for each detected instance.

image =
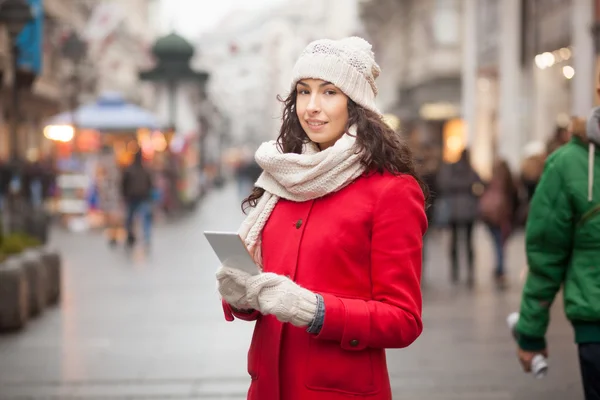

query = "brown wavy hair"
[242,89,429,213]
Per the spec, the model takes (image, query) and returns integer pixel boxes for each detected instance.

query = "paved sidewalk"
[0,183,584,399]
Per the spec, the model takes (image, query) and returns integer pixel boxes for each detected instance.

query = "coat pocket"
[305,336,378,395]
[248,318,262,380]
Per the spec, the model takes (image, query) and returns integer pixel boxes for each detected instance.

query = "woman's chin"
[305,133,326,144]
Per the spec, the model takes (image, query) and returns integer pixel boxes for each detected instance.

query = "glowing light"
[534,54,546,69]
[151,131,168,152]
[559,47,571,60]
[535,52,556,69]
[419,103,459,120]
[442,119,466,164]
[447,135,463,152]
[543,52,555,66]
[382,114,400,131]
[44,125,75,142]
[563,65,575,79]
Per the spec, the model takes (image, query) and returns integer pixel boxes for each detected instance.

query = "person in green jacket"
[516,113,600,399]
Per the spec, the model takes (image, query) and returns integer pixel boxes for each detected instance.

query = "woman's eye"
[325,90,337,95]
[298,89,309,95]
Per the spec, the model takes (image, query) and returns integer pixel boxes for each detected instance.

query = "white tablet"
[204,231,260,276]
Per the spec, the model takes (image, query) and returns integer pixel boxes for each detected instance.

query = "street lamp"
[0,0,33,162]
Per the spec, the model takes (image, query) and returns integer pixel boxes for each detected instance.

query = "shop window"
[442,118,466,163]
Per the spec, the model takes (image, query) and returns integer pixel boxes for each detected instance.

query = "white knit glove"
[246,272,317,327]
[216,266,253,311]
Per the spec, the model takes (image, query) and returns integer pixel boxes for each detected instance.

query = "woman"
[216,37,428,400]
[479,158,519,287]
[436,149,482,285]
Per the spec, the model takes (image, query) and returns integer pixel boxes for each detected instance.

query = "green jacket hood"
[573,107,600,202]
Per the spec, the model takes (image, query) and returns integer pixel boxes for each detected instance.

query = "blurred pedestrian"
[0,160,9,210]
[162,148,180,215]
[236,151,262,200]
[97,149,122,247]
[516,142,546,229]
[479,158,519,288]
[546,125,571,155]
[22,159,44,209]
[121,151,154,249]
[39,154,57,207]
[416,144,439,225]
[520,141,546,202]
[415,149,437,278]
[436,149,482,285]
[215,37,428,400]
[515,110,600,399]
[0,159,9,233]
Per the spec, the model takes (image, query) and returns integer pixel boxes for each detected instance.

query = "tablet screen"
[204,231,260,275]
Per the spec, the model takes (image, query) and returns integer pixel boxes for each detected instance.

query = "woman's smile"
[306,119,328,131]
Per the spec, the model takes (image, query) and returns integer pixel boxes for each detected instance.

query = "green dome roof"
[152,32,194,58]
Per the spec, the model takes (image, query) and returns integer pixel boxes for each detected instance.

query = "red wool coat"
[222,172,427,400]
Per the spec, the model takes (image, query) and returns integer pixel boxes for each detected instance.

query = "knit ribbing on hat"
[291,54,379,114]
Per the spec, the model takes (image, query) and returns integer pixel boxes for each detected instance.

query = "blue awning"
[45,92,161,131]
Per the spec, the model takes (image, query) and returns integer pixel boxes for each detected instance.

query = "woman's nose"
[306,95,320,113]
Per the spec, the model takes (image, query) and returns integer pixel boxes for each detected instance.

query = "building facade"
[0,0,92,160]
[468,0,595,174]
[361,0,597,177]
[82,0,156,108]
[196,0,362,147]
[0,0,157,162]
[360,0,463,175]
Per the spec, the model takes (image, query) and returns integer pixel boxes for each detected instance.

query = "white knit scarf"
[238,126,365,265]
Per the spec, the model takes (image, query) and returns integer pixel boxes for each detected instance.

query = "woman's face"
[295,79,349,150]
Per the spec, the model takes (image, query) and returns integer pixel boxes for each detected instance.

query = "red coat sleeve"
[222,299,261,322]
[316,175,427,350]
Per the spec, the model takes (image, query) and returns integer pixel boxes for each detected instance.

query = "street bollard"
[19,250,48,317]
[39,248,61,305]
[0,258,29,331]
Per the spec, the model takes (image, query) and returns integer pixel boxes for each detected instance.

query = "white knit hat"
[290,36,381,115]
